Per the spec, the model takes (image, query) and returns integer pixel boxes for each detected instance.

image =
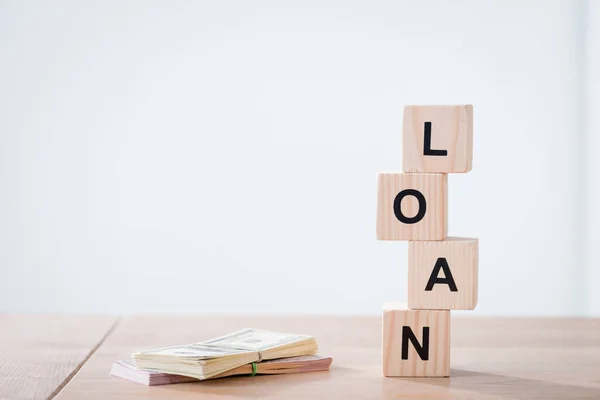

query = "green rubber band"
[250,362,257,376]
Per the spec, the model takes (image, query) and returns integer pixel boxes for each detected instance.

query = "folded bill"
[111,355,333,386]
[132,328,318,380]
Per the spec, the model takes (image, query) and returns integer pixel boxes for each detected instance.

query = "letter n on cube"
[382,303,450,377]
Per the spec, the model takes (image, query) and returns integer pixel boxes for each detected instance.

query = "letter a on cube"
[376,173,447,241]
[403,105,473,173]
[382,303,450,377]
[408,237,479,310]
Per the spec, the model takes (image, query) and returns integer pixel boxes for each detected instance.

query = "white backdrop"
[0,0,592,315]
[585,0,600,316]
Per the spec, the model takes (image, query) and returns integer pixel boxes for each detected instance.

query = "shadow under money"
[147,369,338,398]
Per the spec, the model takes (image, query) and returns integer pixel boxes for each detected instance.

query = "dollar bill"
[132,328,318,380]
[135,344,250,359]
[201,328,313,351]
[112,354,332,385]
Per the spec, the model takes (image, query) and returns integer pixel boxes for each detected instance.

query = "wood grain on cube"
[376,173,447,241]
[403,105,473,173]
[408,237,478,310]
[382,303,450,377]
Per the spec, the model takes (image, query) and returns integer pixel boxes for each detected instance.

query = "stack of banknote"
[111,328,332,385]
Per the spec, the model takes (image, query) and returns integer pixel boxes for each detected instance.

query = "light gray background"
[1,0,597,315]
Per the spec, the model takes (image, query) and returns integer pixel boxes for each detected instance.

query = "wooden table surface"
[0,314,118,400]
[2,315,600,400]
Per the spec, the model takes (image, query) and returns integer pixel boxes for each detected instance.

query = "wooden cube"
[382,303,450,377]
[408,237,478,310]
[402,105,473,173]
[376,173,447,241]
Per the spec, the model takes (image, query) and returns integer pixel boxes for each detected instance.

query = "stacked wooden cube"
[377,105,477,377]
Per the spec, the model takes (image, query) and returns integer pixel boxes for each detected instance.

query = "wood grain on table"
[48,315,600,400]
[2,315,600,399]
[0,314,117,400]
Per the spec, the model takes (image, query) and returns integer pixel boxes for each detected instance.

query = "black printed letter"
[423,122,448,156]
[393,189,426,224]
[425,258,458,292]
[401,326,430,360]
